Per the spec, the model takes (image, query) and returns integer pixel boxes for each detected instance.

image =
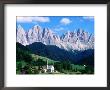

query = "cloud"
[60,18,71,25]
[34,17,50,22]
[82,16,94,20]
[16,16,32,23]
[16,16,50,23]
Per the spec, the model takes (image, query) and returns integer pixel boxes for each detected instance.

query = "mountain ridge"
[16,25,94,51]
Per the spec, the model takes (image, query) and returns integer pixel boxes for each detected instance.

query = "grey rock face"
[16,25,94,51]
[16,25,28,46]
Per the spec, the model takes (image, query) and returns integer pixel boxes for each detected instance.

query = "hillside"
[16,42,94,74]
[26,42,94,65]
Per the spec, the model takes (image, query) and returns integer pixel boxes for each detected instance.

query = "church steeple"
[47,59,48,69]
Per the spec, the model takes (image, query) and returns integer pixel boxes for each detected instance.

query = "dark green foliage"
[78,55,94,66]
[54,60,72,73]
[16,42,34,74]
[16,43,33,63]
[62,60,72,70]
[37,58,46,66]
[16,42,31,52]
[85,65,94,74]
[26,42,47,56]
[26,42,76,63]
[26,42,94,66]
[16,61,29,74]
[54,62,63,72]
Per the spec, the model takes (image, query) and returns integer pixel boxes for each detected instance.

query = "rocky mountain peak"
[16,25,28,46]
[77,28,83,36]
[32,25,41,33]
[16,24,94,51]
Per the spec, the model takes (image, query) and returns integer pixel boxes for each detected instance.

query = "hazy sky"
[16,16,94,36]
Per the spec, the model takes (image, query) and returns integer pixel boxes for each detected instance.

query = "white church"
[42,60,54,73]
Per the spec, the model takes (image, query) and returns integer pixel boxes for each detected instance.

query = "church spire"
[47,59,48,69]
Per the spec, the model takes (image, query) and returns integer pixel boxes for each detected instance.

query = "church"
[42,60,54,73]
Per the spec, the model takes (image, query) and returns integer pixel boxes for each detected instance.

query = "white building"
[47,65,54,72]
[42,60,54,73]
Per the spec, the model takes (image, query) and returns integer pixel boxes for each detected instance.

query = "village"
[28,58,87,74]
[30,59,61,74]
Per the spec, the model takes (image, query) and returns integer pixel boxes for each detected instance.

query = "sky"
[16,16,94,36]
